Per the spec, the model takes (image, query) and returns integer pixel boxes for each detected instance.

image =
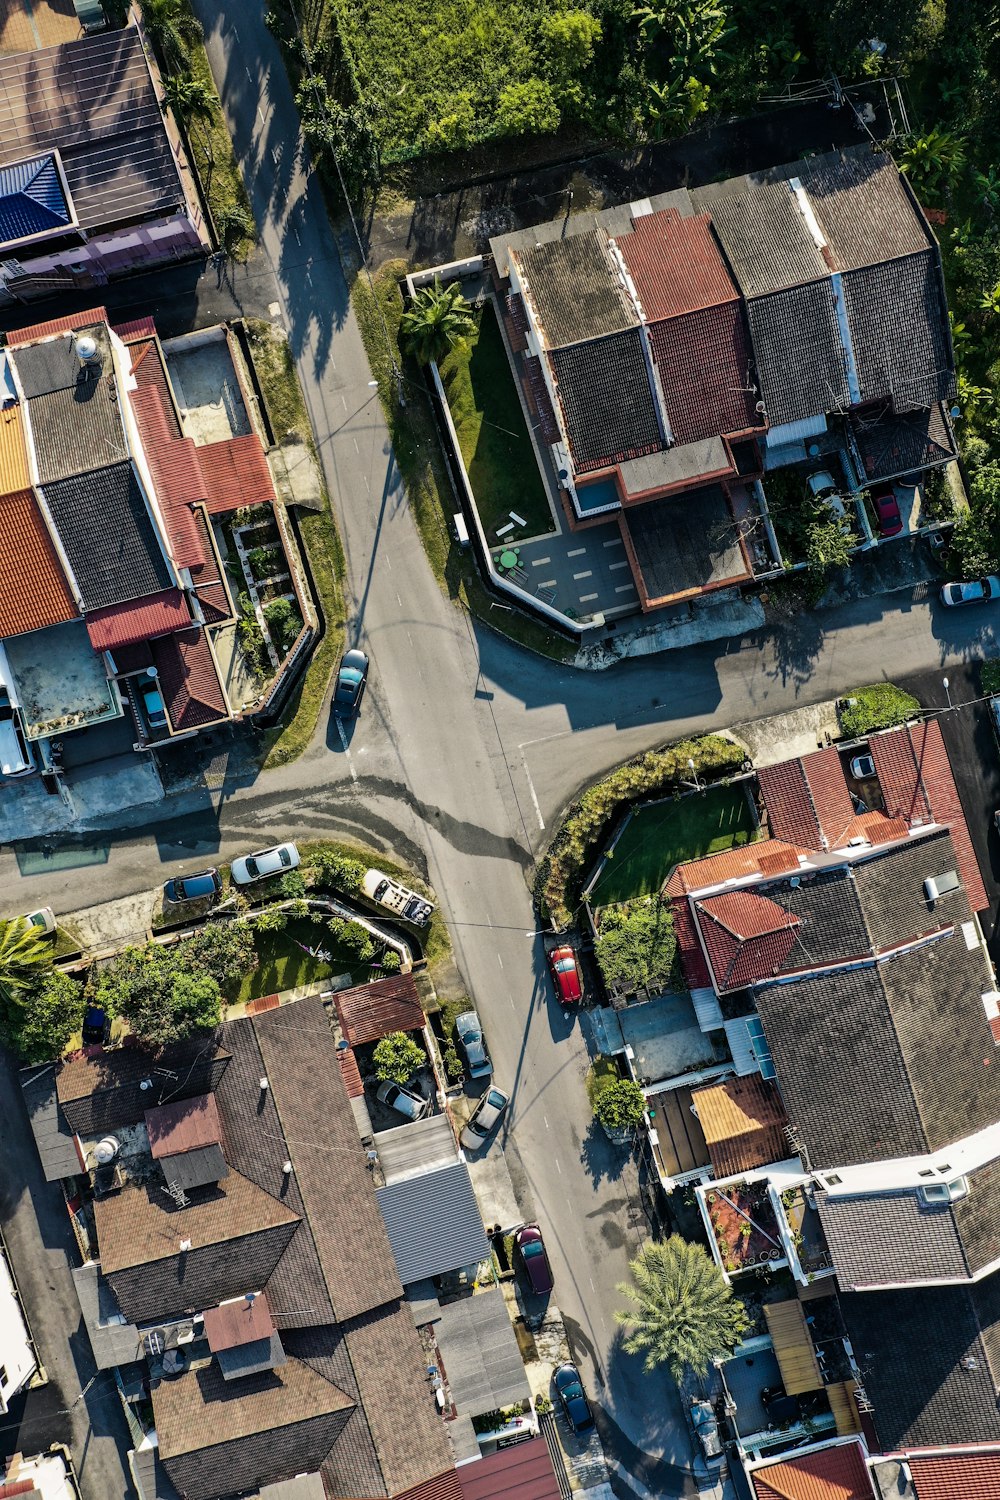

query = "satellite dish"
[161,1348,187,1377]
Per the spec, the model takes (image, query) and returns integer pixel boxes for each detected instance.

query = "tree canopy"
[399,280,477,368]
[372,1031,426,1083]
[616,1236,749,1379]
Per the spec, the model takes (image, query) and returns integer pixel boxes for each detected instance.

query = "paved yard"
[500,521,638,623]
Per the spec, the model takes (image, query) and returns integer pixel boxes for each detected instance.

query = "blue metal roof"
[0,154,72,248]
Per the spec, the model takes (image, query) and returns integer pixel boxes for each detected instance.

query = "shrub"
[594,897,677,993]
[381,948,401,973]
[3,969,85,1063]
[373,1031,426,1083]
[311,849,366,895]
[253,906,288,933]
[279,871,307,899]
[594,1077,647,1133]
[983,661,1000,695]
[838,684,921,736]
[535,736,744,928]
[264,597,303,655]
[444,1044,464,1082]
[497,79,560,135]
[182,921,255,988]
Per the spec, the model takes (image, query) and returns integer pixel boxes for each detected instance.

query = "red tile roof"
[696,889,800,990]
[85,589,190,651]
[245,993,279,1015]
[150,626,229,732]
[648,301,763,445]
[7,307,108,345]
[130,386,209,569]
[759,749,857,851]
[337,1045,364,1098]
[145,1092,222,1158]
[672,892,712,988]
[108,639,154,674]
[112,315,157,344]
[617,209,739,320]
[198,435,275,514]
[0,1482,38,1497]
[334,975,425,1047]
[665,840,806,897]
[693,1074,789,1177]
[908,1450,1000,1499]
[202,1291,274,1352]
[131,338,183,438]
[869,727,932,825]
[0,486,77,636]
[457,1436,562,1500]
[752,1442,875,1500]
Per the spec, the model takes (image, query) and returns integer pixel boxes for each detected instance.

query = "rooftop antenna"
[179,1238,193,1252]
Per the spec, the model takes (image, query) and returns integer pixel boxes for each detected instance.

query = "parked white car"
[22,907,56,935]
[940,576,1000,607]
[376,1079,430,1121]
[230,843,300,886]
[362,868,434,926]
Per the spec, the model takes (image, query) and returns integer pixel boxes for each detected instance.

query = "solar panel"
[746,1016,777,1080]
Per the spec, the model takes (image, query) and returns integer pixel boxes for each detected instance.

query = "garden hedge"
[838,684,921,737]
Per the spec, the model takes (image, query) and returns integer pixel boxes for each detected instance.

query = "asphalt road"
[2,8,1000,1499]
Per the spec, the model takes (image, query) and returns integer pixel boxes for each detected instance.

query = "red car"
[872,486,903,538]
[515,1224,554,1294]
[548,945,582,1005]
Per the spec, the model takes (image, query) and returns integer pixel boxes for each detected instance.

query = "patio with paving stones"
[494,520,638,622]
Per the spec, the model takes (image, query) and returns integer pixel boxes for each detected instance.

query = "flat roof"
[4,618,118,738]
[624,484,748,601]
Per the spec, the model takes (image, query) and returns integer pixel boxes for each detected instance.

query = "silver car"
[460,1086,509,1151]
[376,1079,430,1121]
[230,842,300,885]
[454,1009,492,1079]
[941,576,1000,606]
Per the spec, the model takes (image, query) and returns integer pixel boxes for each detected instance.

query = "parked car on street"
[548,945,583,1005]
[22,907,55,935]
[515,1223,554,1294]
[872,485,903,538]
[941,576,1000,606]
[454,1009,492,1079]
[460,1085,509,1151]
[332,649,369,718]
[362,868,434,926]
[553,1363,594,1433]
[164,868,222,904]
[376,1079,430,1121]
[849,754,876,780]
[231,843,300,885]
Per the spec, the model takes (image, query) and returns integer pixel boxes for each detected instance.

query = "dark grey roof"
[851,402,955,485]
[376,1161,489,1283]
[747,282,850,426]
[13,326,110,398]
[404,1279,443,1326]
[618,436,732,497]
[42,459,172,610]
[130,1445,182,1500]
[72,1262,141,1369]
[841,1282,1000,1449]
[28,377,129,485]
[764,865,871,973]
[517,232,637,348]
[284,1326,385,1500]
[55,1041,230,1139]
[432,1288,531,1416]
[800,153,931,271]
[843,251,952,411]
[216,1332,287,1381]
[488,187,693,277]
[161,1143,229,1192]
[550,329,662,473]
[0,28,184,233]
[852,828,966,951]
[20,1064,80,1181]
[703,179,827,298]
[624,483,747,600]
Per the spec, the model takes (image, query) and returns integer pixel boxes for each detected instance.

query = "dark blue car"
[332,649,369,718]
[164,869,222,904]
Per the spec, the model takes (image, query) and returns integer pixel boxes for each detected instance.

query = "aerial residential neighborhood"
[4,1,1000,1500]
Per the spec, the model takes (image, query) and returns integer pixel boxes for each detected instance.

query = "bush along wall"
[534,735,745,930]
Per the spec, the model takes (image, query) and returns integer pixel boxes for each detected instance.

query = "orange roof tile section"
[908,1451,1000,1499]
[617,209,739,322]
[752,1442,876,1500]
[198,435,275,514]
[0,487,77,637]
[908,719,989,913]
[7,307,109,346]
[0,404,31,496]
[665,840,807,897]
[693,1075,789,1178]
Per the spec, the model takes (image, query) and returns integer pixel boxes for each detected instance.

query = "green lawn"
[440,301,553,541]
[232,919,373,1006]
[590,785,758,907]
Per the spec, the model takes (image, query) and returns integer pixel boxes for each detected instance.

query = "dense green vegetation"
[594,896,679,992]
[593,1076,648,1133]
[838,683,922,736]
[617,1236,749,1379]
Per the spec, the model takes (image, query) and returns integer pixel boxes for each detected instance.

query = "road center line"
[554,1158,562,1174]
[335,719,357,781]
[497,953,504,969]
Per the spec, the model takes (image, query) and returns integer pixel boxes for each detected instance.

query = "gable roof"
[747,281,849,427]
[0,152,72,248]
[695,889,800,990]
[145,1092,222,1158]
[55,1040,231,1136]
[908,1451,1000,1500]
[42,459,172,610]
[616,208,739,320]
[758,749,856,851]
[25,366,129,486]
[456,1436,562,1500]
[334,974,425,1047]
[550,328,662,474]
[376,1161,489,1283]
[800,152,931,270]
[516,232,637,348]
[692,1075,789,1178]
[704,178,828,298]
[0,485,76,637]
[150,627,229,732]
[751,1442,876,1500]
[851,402,955,485]
[85,589,190,652]
[842,251,952,412]
[647,299,762,446]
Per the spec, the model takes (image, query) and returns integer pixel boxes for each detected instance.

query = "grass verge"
[243,320,348,769]
[350,260,577,664]
[590,784,758,907]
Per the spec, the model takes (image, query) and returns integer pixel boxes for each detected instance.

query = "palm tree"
[163,72,218,122]
[0,919,53,1013]
[399,279,476,367]
[616,1236,748,1380]
[898,127,967,199]
[141,0,204,73]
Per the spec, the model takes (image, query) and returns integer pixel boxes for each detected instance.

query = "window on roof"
[919,1176,968,1206]
[824,1174,842,1186]
[918,1169,935,1178]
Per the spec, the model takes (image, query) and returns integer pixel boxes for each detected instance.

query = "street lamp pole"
[943,675,952,710]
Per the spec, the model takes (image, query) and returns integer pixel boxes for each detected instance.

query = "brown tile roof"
[664,840,806,897]
[85,589,191,652]
[695,889,801,990]
[692,1075,789,1177]
[648,300,762,446]
[94,1169,299,1274]
[456,1436,562,1500]
[0,402,31,495]
[517,232,638,349]
[869,726,932,825]
[7,306,107,345]
[253,996,404,1320]
[334,975,425,1047]
[751,1441,876,1500]
[907,720,989,912]
[151,1354,353,1458]
[616,209,739,321]
[0,0,83,55]
[150,627,229,733]
[145,1092,222,1158]
[337,1046,364,1098]
[203,1291,275,1352]
[112,315,157,343]
[130,385,209,569]
[345,1302,455,1497]
[759,749,856,851]
[56,1040,229,1105]
[0,485,76,636]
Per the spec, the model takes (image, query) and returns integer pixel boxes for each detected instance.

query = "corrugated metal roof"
[433,1287,531,1412]
[616,208,738,320]
[692,1075,789,1177]
[376,1161,488,1284]
[113,315,158,344]
[375,1114,459,1184]
[457,1437,562,1500]
[335,974,425,1047]
[145,1092,222,1158]
[0,402,31,495]
[20,1063,82,1182]
[0,485,77,637]
[85,589,190,651]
